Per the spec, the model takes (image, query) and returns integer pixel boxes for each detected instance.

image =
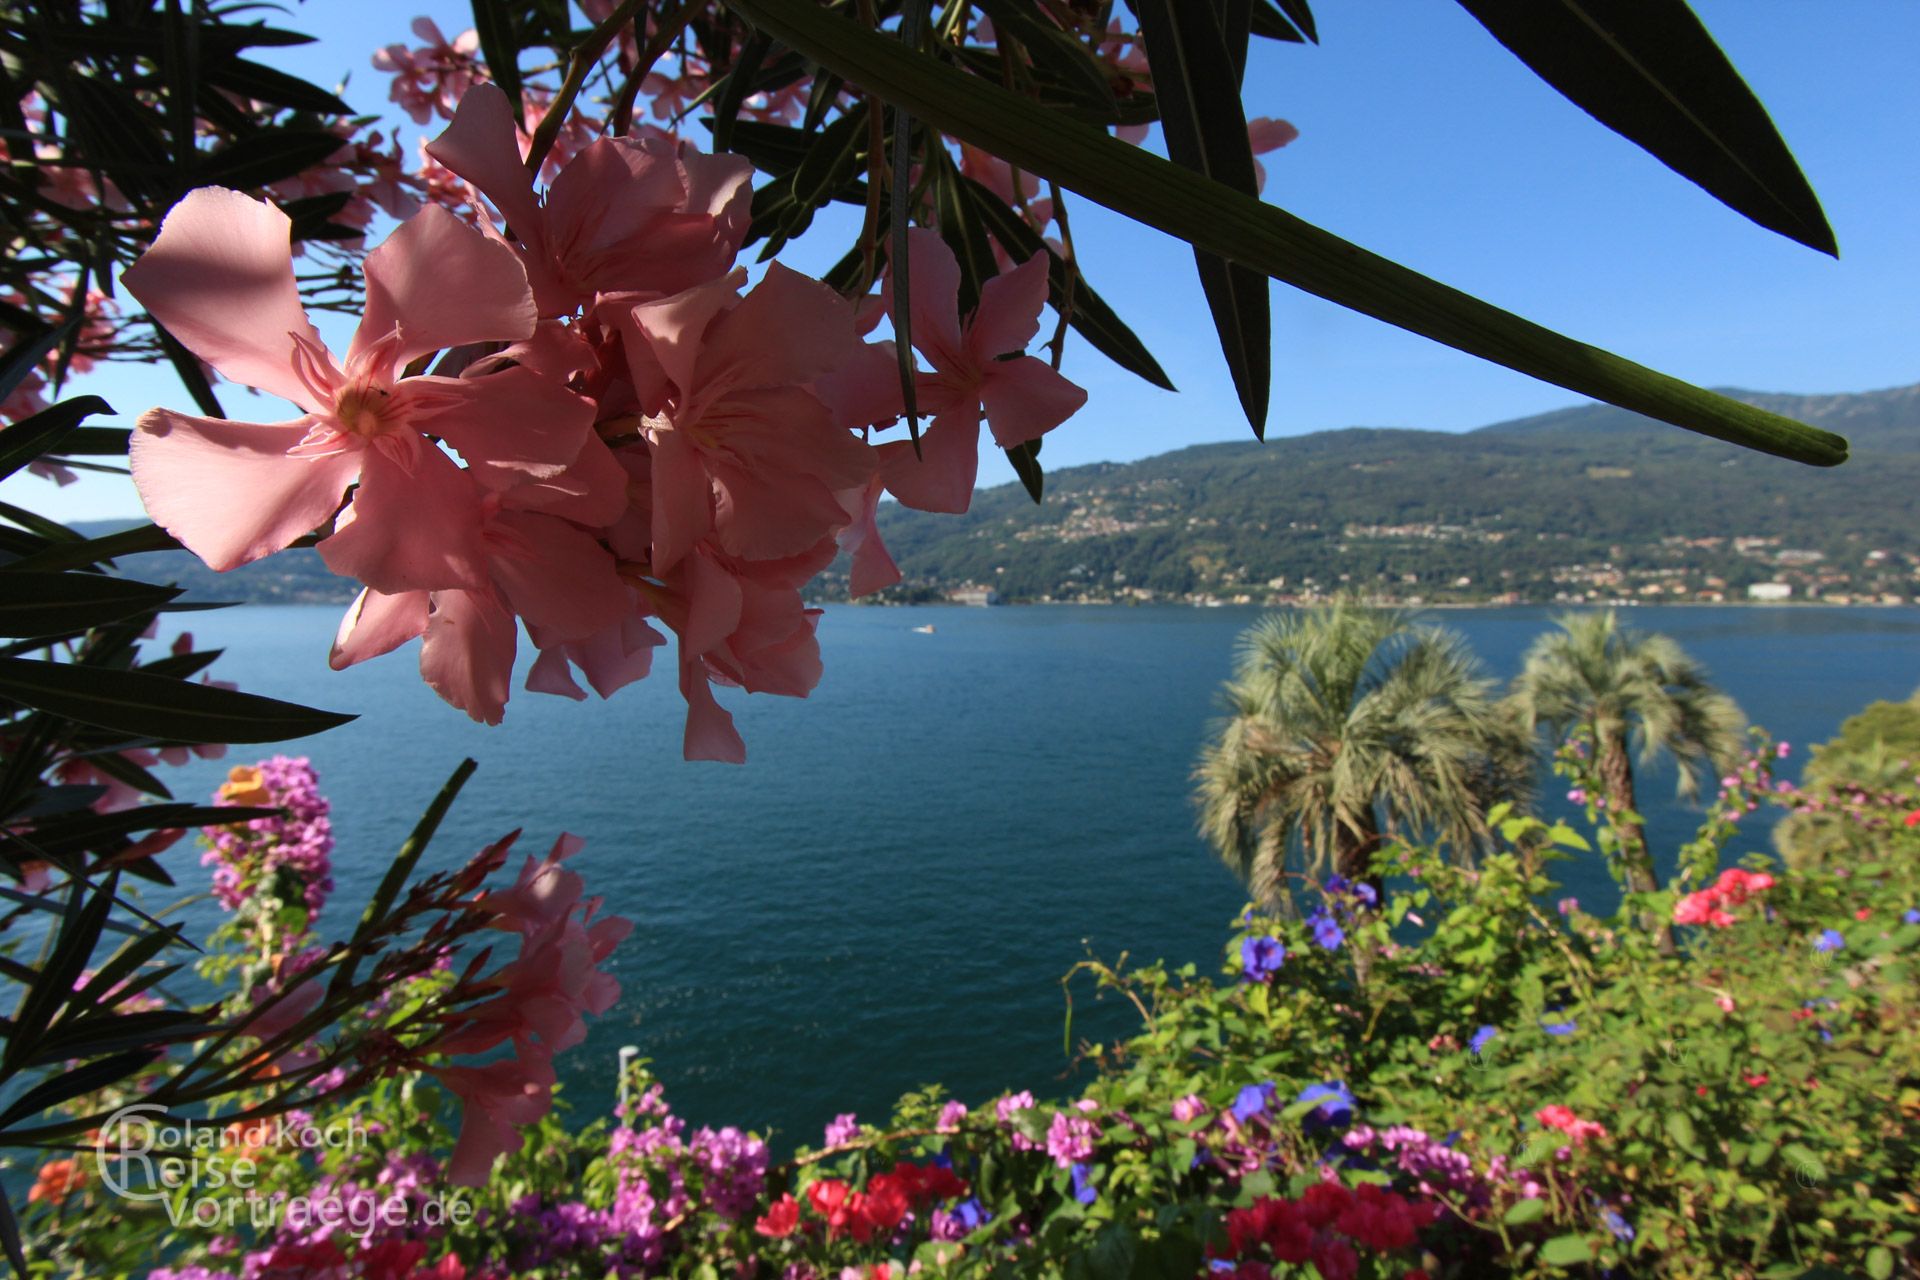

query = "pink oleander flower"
[1247,116,1300,192]
[936,1101,969,1133]
[429,1054,557,1185]
[329,485,631,724]
[426,84,753,317]
[122,188,597,595]
[372,18,484,124]
[880,230,1087,514]
[617,264,877,570]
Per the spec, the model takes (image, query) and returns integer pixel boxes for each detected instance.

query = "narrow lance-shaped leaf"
[718,0,1846,466]
[0,658,354,743]
[1453,0,1834,255]
[0,396,112,483]
[1134,0,1270,436]
[957,172,1175,391]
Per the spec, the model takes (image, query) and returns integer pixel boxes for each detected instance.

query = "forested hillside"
[836,383,1920,605]
[98,382,1920,607]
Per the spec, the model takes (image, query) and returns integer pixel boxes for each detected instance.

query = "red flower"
[806,1179,857,1238]
[1299,1181,1352,1228]
[360,1241,427,1280]
[856,1173,912,1239]
[756,1193,800,1238]
[1904,809,1920,828]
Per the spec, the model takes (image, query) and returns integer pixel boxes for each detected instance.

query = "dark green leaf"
[711,28,775,153]
[45,426,130,457]
[334,759,477,995]
[0,1048,162,1130]
[0,322,73,405]
[716,120,815,175]
[198,129,355,192]
[959,175,1175,389]
[152,323,225,419]
[1007,437,1044,503]
[0,572,178,638]
[973,0,1117,109]
[1135,0,1269,435]
[9,522,181,573]
[0,1187,26,1280]
[1255,0,1315,43]
[5,873,116,1072]
[0,396,114,483]
[1454,0,1834,254]
[0,658,354,742]
[789,101,870,215]
[720,0,1847,465]
[202,56,352,115]
[472,2,527,117]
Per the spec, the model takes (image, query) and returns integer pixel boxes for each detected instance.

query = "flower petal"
[485,510,628,640]
[646,427,714,575]
[330,587,429,669]
[351,204,538,371]
[879,412,980,514]
[701,263,859,390]
[679,649,745,764]
[131,408,360,571]
[399,366,591,489]
[120,188,330,413]
[897,229,967,372]
[419,588,518,725]
[969,251,1049,361]
[979,356,1087,448]
[425,84,544,249]
[317,441,490,593]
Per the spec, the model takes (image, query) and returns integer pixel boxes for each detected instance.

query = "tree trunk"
[1332,810,1384,984]
[1597,730,1674,952]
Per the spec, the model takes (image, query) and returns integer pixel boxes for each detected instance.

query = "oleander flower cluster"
[122,83,1087,760]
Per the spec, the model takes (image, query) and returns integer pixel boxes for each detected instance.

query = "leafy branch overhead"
[715,0,1845,467]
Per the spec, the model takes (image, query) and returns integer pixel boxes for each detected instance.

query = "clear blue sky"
[12,0,1919,522]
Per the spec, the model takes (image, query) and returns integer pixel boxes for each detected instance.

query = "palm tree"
[1508,610,1745,903]
[1194,601,1534,908]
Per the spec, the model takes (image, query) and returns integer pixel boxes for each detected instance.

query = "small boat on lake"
[912,624,937,634]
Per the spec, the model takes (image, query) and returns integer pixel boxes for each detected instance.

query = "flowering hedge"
[20,730,1918,1279]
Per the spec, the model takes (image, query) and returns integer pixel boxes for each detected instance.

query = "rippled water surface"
[151,603,1920,1147]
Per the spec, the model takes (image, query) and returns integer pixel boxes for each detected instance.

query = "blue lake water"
[146,603,1920,1148]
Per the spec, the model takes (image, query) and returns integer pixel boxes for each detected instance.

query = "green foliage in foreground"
[22,732,1919,1280]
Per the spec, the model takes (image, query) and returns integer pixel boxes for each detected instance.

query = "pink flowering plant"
[0,1,1908,1277]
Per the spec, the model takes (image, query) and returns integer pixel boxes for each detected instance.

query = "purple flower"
[1813,929,1845,954]
[1070,1162,1097,1205]
[1295,1080,1355,1128]
[1541,1010,1577,1037]
[1308,909,1344,951]
[1903,908,1920,925]
[1601,1207,1635,1242]
[1240,935,1286,982]
[936,1100,969,1133]
[1231,1082,1276,1123]
[823,1113,859,1146]
[1469,1025,1499,1055]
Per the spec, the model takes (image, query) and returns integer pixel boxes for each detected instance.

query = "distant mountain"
[80,521,357,605]
[839,382,1920,606]
[91,382,1920,608]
